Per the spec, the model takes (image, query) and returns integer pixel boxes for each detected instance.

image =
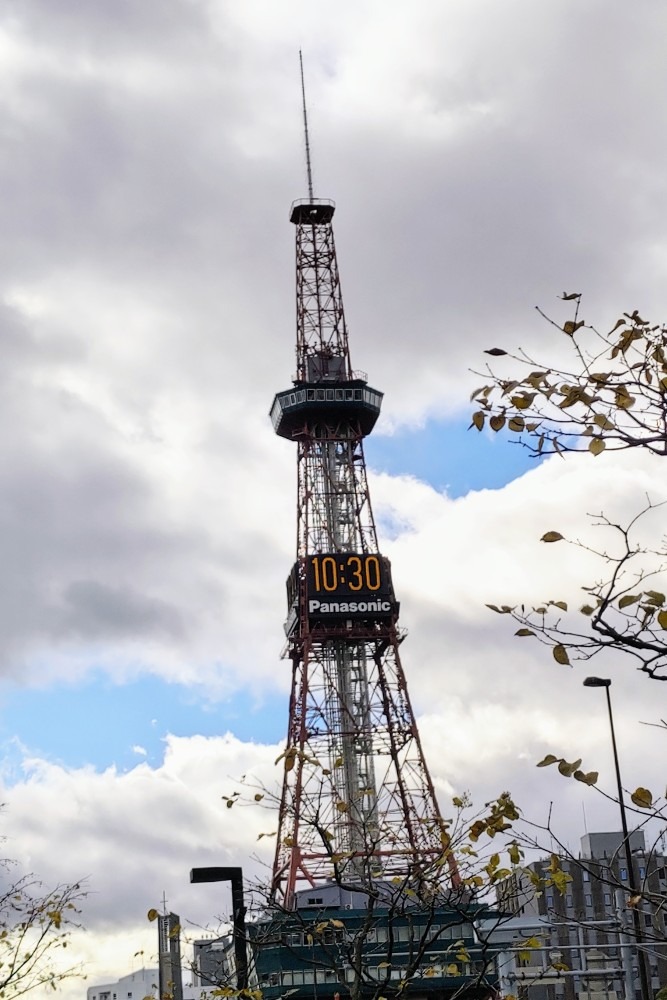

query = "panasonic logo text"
[309,599,392,615]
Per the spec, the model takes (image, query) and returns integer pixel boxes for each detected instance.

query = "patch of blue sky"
[0,675,285,779]
[0,418,538,776]
[366,416,541,497]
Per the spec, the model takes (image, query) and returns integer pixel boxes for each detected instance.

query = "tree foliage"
[0,863,85,998]
[470,297,667,992]
[474,298,667,680]
[488,502,667,680]
[471,295,667,457]
[202,773,577,1000]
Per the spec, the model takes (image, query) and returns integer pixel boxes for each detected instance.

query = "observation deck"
[270,377,383,440]
[290,198,335,225]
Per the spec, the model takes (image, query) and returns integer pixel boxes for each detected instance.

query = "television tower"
[269,56,455,908]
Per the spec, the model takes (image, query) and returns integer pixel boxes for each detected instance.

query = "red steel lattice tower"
[269,66,455,909]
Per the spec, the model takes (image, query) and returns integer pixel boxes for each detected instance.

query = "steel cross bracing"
[294,209,351,383]
[271,201,456,907]
[297,435,376,557]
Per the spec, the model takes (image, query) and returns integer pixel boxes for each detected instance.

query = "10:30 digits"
[310,554,382,592]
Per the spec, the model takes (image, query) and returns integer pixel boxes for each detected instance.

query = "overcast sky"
[1,1,667,995]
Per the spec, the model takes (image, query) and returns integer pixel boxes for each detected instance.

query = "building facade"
[498,831,667,1000]
[87,968,159,1000]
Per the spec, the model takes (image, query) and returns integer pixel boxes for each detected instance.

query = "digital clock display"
[305,553,395,622]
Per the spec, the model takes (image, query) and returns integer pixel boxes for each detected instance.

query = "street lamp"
[190,866,248,992]
[583,677,651,1000]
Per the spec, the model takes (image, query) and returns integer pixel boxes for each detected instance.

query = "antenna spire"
[299,50,314,201]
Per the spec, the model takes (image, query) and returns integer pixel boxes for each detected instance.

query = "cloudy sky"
[1,0,667,995]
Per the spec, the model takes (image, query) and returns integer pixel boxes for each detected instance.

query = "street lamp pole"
[190,866,248,992]
[583,677,651,1000]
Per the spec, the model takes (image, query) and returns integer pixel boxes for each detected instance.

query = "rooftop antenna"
[299,50,314,201]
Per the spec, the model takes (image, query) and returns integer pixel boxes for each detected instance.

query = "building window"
[585,894,593,906]
[620,868,628,881]
[604,893,612,905]
[639,866,645,879]
[546,893,554,908]
[644,914,652,927]
[583,870,590,882]
[566,895,573,908]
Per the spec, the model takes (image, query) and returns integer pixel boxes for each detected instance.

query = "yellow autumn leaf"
[574,770,599,786]
[508,843,522,864]
[541,531,564,543]
[553,644,570,665]
[511,393,536,410]
[536,754,560,767]
[631,787,653,808]
[521,937,541,950]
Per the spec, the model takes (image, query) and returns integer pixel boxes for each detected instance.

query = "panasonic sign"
[309,599,393,616]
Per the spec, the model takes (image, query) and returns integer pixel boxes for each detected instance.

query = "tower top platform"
[290,199,335,225]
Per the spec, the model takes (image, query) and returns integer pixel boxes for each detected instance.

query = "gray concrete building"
[498,831,667,1000]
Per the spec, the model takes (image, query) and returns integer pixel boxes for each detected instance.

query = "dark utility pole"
[583,677,651,1000]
